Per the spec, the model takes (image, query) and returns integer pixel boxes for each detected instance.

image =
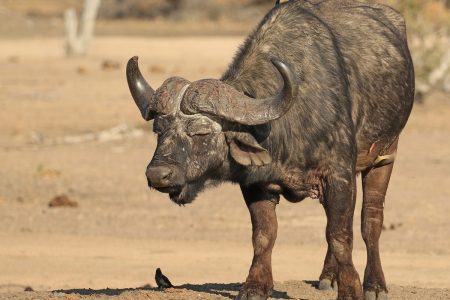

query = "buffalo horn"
[126,56,156,121]
[181,59,298,125]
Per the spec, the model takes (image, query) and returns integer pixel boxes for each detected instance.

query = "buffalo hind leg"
[323,169,363,300]
[237,185,279,300]
[361,144,397,300]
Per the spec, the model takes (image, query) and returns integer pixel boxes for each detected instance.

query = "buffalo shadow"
[54,282,292,299]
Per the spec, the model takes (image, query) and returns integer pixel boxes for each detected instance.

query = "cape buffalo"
[126,1,414,299]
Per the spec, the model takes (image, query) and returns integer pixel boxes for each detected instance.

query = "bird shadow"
[54,283,292,299]
[304,280,320,289]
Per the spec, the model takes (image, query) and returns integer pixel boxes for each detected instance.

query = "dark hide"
[221,0,413,187]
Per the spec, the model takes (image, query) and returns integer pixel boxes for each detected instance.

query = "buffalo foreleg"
[237,185,279,300]
[323,169,363,300]
[319,243,339,290]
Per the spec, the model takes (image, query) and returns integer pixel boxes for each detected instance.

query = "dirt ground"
[0,37,449,299]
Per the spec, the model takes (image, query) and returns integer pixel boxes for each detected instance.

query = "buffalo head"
[126,56,298,204]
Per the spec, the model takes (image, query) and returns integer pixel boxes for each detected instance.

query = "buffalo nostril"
[147,166,173,188]
[159,168,172,181]
[161,170,172,180]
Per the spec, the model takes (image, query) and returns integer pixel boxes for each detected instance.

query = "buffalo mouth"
[154,180,208,205]
[153,185,191,205]
[169,186,188,205]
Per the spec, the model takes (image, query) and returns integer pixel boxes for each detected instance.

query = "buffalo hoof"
[319,279,332,290]
[236,284,270,300]
[235,291,268,300]
[364,291,388,300]
[319,279,337,291]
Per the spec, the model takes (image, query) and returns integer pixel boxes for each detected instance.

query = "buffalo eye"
[187,126,211,137]
[186,119,213,137]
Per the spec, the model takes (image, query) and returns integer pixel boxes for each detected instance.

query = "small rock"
[48,195,78,208]
[36,167,61,179]
[101,59,121,71]
[149,64,165,74]
[24,286,33,292]
[8,56,20,63]
[20,227,32,233]
[76,66,87,74]
[382,222,403,231]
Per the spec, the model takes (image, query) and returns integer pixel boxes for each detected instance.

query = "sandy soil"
[0,37,449,299]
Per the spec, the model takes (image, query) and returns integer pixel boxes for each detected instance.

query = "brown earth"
[0,37,449,300]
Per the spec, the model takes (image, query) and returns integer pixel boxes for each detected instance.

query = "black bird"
[155,268,174,289]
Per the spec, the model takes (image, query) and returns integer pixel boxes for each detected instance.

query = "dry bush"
[97,0,274,21]
[0,0,81,18]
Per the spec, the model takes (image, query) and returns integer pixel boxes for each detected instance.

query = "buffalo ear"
[225,132,272,166]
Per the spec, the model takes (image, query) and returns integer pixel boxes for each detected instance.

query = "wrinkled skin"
[127,1,415,300]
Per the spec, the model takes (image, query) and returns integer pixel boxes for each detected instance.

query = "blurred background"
[0,0,449,96]
[0,1,449,299]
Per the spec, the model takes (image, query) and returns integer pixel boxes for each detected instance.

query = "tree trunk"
[65,0,101,56]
